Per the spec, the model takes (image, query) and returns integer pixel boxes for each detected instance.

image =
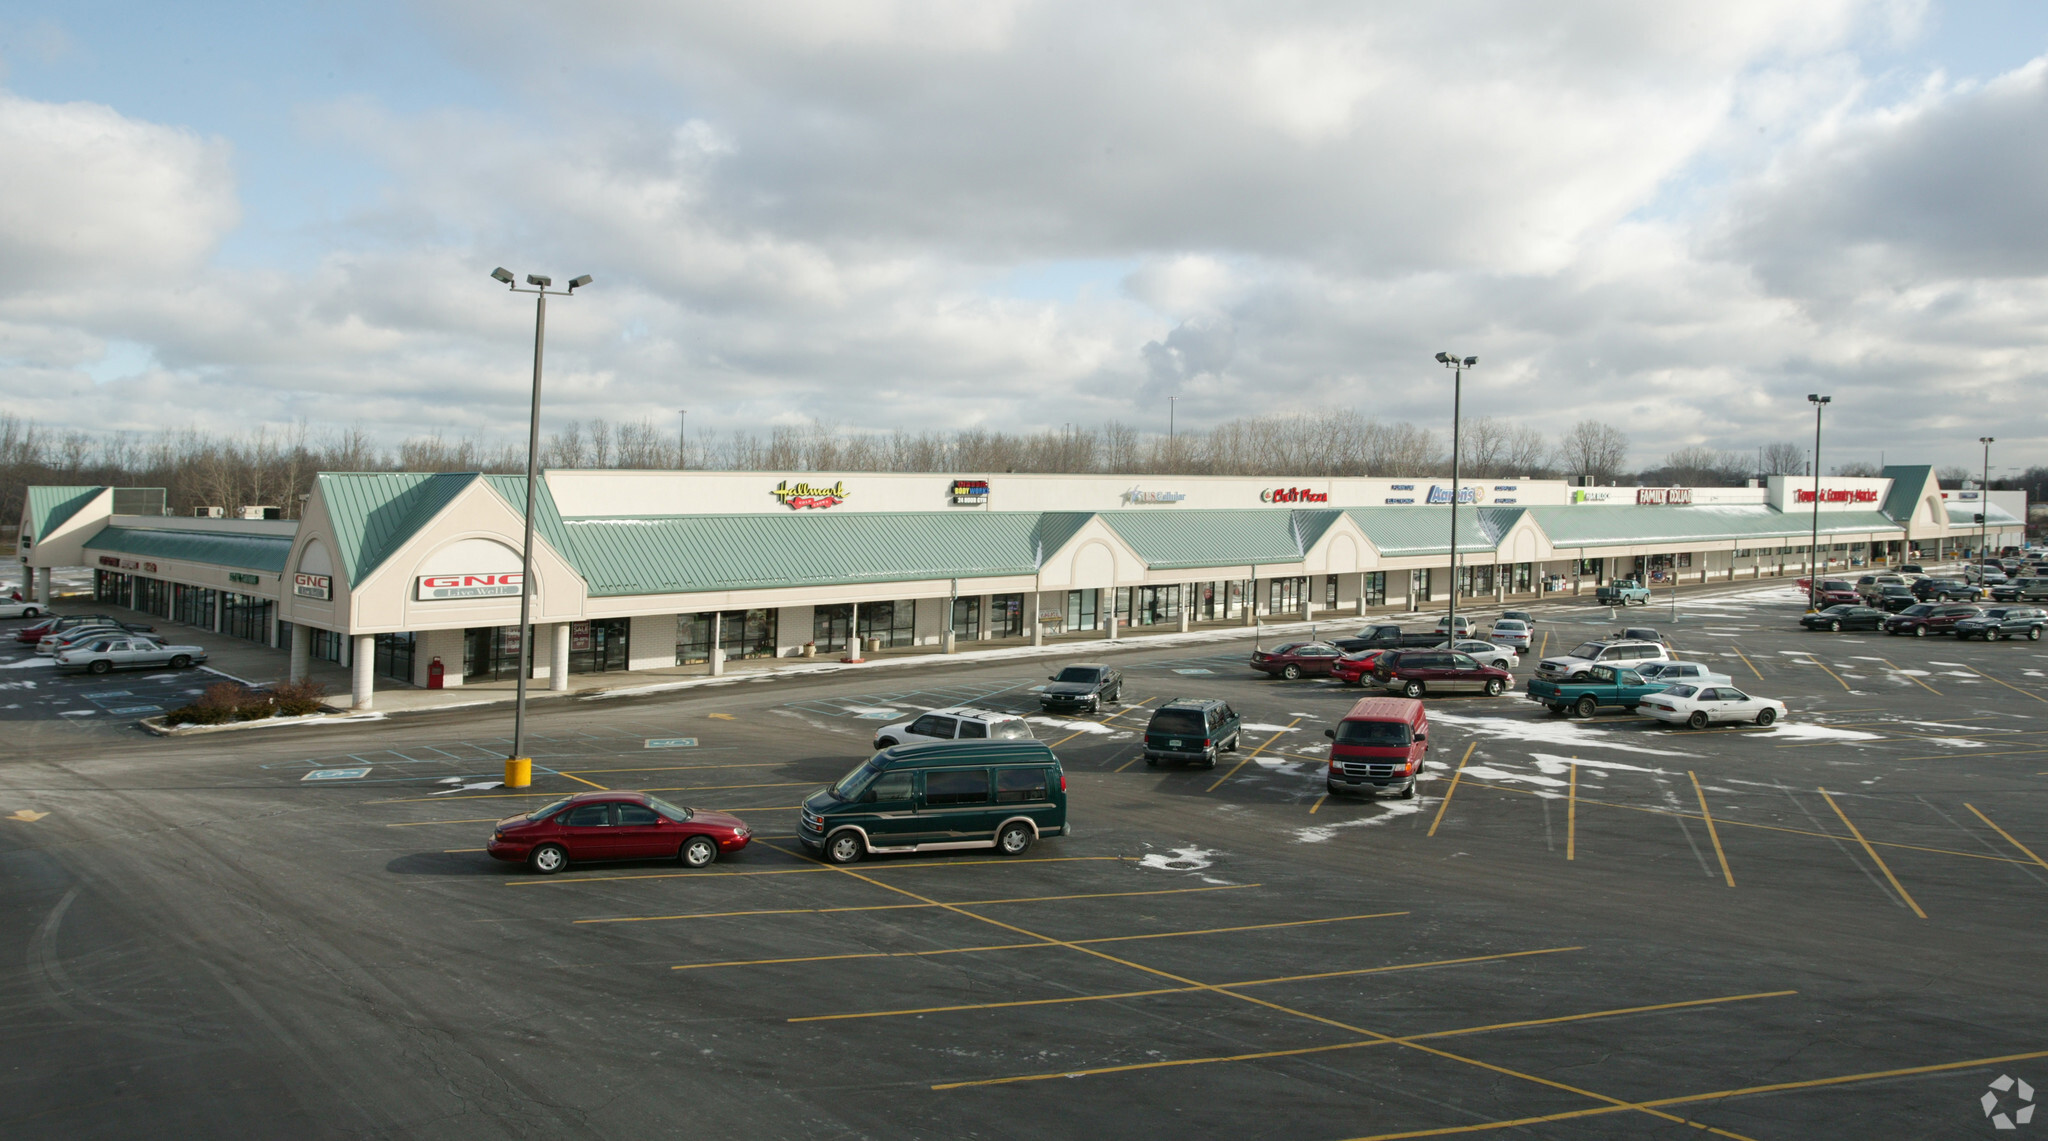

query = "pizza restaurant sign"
[1260,487,1329,504]
[772,480,848,510]
[1794,489,1880,505]
[416,572,524,601]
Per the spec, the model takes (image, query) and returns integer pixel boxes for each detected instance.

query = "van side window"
[957,719,989,739]
[866,771,915,803]
[923,769,990,806]
[995,768,1049,804]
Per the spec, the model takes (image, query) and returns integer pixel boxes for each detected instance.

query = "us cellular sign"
[415,572,524,600]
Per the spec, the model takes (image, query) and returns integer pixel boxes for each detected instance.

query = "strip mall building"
[15,465,2026,708]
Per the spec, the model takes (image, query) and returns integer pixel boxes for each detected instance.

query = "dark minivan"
[1142,699,1242,768]
[799,740,1067,865]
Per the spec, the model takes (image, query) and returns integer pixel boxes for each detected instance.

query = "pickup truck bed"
[1525,673,1666,717]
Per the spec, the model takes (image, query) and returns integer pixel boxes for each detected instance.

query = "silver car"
[1487,619,1532,649]
[37,624,140,656]
[53,636,208,674]
[1432,639,1520,671]
[1635,660,1733,688]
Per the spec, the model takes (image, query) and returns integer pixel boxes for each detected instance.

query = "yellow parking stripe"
[1880,658,1940,695]
[1427,743,1477,838]
[1964,665,2048,703]
[1965,803,2048,875]
[575,883,1255,923]
[1689,771,1734,887]
[1804,655,1852,691]
[508,854,1132,887]
[1050,697,1157,748]
[1205,717,1302,792]
[1818,788,1925,918]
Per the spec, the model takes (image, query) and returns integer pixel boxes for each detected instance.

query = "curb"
[138,704,371,736]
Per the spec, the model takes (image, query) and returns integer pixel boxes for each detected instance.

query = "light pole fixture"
[1980,436,1995,562]
[1168,395,1179,456]
[1805,394,1830,611]
[1436,352,1477,639]
[490,266,592,785]
[679,410,688,470]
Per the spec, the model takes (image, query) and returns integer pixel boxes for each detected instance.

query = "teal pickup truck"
[1596,579,1653,605]
[1525,664,1667,717]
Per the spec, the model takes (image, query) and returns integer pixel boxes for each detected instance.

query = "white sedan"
[53,636,208,674]
[1640,683,1787,729]
[1432,639,1519,671]
[0,597,47,620]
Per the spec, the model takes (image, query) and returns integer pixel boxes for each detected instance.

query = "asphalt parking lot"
[3,581,2046,1139]
[0,628,222,729]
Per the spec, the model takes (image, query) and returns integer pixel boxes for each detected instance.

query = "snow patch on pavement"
[1295,799,1426,842]
[1137,846,1218,871]
[1425,711,1694,757]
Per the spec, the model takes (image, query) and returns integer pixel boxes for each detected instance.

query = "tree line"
[0,409,2015,528]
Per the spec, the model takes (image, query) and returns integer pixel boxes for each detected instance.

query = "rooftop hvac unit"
[239,505,283,521]
[194,506,225,518]
[111,487,169,516]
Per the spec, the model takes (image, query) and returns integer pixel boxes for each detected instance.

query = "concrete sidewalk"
[43,570,1820,720]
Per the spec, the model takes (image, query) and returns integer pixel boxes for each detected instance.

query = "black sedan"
[1800,605,1887,632]
[1039,664,1123,713]
[1913,578,1978,602]
[1874,585,1919,611]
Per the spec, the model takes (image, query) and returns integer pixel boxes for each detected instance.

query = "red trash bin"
[428,656,445,689]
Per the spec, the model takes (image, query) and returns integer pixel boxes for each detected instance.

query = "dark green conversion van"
[798,740,1067,865]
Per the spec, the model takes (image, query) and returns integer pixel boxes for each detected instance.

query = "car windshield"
[830,760,881,800]
[1819,606,1853,615]
[525,797,573,820]
[1899,604,1934,617]
[1567,642,1607,659]
[1335,720,1412,746]
[1149,710,1206,735]
[1494,620,1526,631]
[1054,667,1102,683]
[1663,684,1699,698]
[645,795,693,822]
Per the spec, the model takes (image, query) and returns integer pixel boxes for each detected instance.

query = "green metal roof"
[1525,505,1901,547]
[1880,466,1933,523]
[83,526,292,573]
[1342,506,1504,557]
[482,474,580,568]
[315,472,479,585]
[554,510,1053,595]
[25,485,102,542]
[1097,509,1334,571]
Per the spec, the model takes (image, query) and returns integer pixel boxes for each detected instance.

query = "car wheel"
[1403,680,1425,699]
[1145,757,1158,766]
[1829,620,1841,632]
[87,660,112,675]
[1484,678,1506,696]
[1227,732,1241,752]
[1687,710,1709,730]
[875,737,898,749]
[1913,626,1926,637]
[996,822,1033,856]
[1399,783,1416,800]
[2031,628,2043,641]
[1569,671,1588,682]
[1756,708,1777,726]
[1281,664,1302,680]
[169,654,192,669]
[824,831,865,865]
[21,607,37,618]
[1204,755,1217,770]
[1547,704,1567,716]
[527,844,567,875]
[680,836,718,868]
[1575,695,1598,718]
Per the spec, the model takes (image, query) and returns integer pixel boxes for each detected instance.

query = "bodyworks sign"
[416,572,524,600]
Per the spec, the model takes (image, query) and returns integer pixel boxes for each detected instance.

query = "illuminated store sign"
[1571,489,1614,504]
[1426,485,1484,505]
[949,479,990,505]
[1260,487,1329,504]
[772,480,849,510]
[293,572,332,600]
[1121,486,1187,505]
[1794,488,1880,504]
[416,573,523,600]
[1636,488,1694,506]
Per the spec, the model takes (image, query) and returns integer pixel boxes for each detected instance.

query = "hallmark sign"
[415,572,523,600]
[772,480,848,510]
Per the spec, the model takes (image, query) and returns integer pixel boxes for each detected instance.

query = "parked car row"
[1800,603,2046,640]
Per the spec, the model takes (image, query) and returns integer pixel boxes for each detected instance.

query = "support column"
[1357,574,1369,616]
[847,602,864,661]
[1178,584,1191,632]
[551,623,571,690]
[1030,592,1044,646]
[1101,587,1117,640]
[1242,577,1258,626]
[36,566,51,604]
[351,634,375,710]
[289,623,311,683]
[708,612,726,674]
[979,595,992,642]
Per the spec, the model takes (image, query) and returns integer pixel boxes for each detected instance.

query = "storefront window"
[220,593,274,643]
[375,633,415,682]
[1267,577,1305,613]
[1363,572,1387,607]
[95,570,132,605]
[312,628,345,663]
[1513,563,1532,593]
[1228,580,1246,619]
[173,584,218,630]
[1062,590,1097,633]
[464,626,522,680]
[989,594,1025,638]
[568,619,630,673]
[949,598,980,641]
[815,605,853,652]
[1410,569,1431,604]
[678,610,779,663]
[858,601,918,648]
[1129,585,1179,626]
[132,576,171,618]
[1676,552,1693,568]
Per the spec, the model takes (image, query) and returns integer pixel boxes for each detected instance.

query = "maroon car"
[488,790,751,874]
[1883,603,1982,637]
[1370,648,1513,698]
[1249,641,1344,680]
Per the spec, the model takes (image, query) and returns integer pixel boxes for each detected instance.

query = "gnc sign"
[415,572,524,601]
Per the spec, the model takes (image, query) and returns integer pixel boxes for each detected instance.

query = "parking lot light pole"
[1436,353,1476,640]
[1805,394,1830,612]
[1980,437,1995,562]
[491,267,592,785]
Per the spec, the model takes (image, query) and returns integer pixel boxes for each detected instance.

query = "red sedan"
[1331,650,1387,685]
[488,790,751,874]
[1249,642,1344,680]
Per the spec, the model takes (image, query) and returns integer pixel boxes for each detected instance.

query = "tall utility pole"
[1980,437,1996,561]
[1435,352,1477,639]
[679,410,688,470]
[1805,394,1831,611]
[489,267,592,784]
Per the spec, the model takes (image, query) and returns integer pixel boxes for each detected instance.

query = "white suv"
[872,706,1035,749]
[1534,639,1671,682]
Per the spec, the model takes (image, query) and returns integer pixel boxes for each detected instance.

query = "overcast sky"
[2,1,2046,474]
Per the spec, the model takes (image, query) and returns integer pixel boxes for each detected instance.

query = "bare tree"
[1831,461,1884,478]
[1759,441,1805,475]
[1555,420,1630,484]
[1936,465,1974,483]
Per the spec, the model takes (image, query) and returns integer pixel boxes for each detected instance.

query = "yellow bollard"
[505,757,532,788]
